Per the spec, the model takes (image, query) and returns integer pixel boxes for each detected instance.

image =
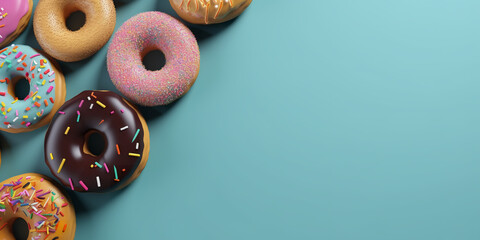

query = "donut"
[0,173,76,240]
[107,12,200,106]
[0,0,33,49]
[33,0,116,62]
[45,90,150,192]
[169,0,252,24]
[0,44,66,133]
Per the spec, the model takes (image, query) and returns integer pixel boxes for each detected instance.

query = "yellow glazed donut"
[33,0,116,62]
[0,173,76,240]
[170,0,252,24]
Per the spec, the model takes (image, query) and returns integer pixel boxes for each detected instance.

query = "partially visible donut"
[107,12,200,106]
[0,0,33,49]
[170,0,252,24]
[33,0,116,62]
[0,44,66,133]
[45,90,150,192]
[0,173,76,240]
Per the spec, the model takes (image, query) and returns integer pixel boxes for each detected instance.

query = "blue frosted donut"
[0,44,66,133]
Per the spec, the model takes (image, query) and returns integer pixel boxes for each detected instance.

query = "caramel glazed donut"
[0,173,76,240]
[170,0,252,24]
[33,0,116,62]
[45,91,150,192]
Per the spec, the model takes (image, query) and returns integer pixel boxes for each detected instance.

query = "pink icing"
[107,12,200,106]
[0,0,30,44]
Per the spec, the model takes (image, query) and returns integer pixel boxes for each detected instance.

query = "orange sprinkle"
[21,55,26,61]
[50,97,54,103]
[116,144,120,155]
[16,67,24,71]
[0,49,6,54]
[30,66,35,71]
[44,99,48,107]
[25,107,30,111]
[98,119,104,125]
[22,62,27,67]
[63,224,67,232]
[34,102,41,107]
[91,92,97,98]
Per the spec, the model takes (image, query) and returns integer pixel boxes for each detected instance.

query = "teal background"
[1,0,480,239]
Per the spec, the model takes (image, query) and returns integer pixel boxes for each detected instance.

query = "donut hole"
[142,49,166,71]
[83,130,106,157]
[8,77,30,100]
[66,11,86,31]
[12,218,29,240]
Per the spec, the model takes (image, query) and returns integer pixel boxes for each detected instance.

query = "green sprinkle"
[77,114,80,122]
[95,162,103,168]
[132,129,140,142]
[114,165,118,180]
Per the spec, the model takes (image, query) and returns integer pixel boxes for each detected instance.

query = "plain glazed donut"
[0,0,33,49]
[0,173,76,240]
[0,44,66,133]
[33,0,116,62]
[107,12,200,106]
[45,91,150,192]
[170,0,252,24]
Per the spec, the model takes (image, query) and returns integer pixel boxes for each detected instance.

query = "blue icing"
[0,44,57,129]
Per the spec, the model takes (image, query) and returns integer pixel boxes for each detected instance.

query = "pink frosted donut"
[107,12,200,106]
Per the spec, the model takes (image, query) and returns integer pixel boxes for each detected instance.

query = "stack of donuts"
[0,0,252,239]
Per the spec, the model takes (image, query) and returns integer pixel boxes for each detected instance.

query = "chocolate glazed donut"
[44,90,150,192]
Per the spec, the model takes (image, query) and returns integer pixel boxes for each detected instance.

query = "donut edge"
[0,0,33,49]
[113,97,150,191]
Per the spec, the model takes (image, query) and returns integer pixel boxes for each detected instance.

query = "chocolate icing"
[45,90,146,192]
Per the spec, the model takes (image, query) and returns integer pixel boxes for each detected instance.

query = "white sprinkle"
[17,59,22,63]
[43,197,50,207]
[48,71,54,76]
[7,124,11,128]
[89,103,93,109]
[96,176,101,187]
[38,68,41,72]
[136,142,139,150]
[33,60,37,65]
[87,96,91,101]
[37,221,45,229]
[120,126,128,131]
[12,117,18,122]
